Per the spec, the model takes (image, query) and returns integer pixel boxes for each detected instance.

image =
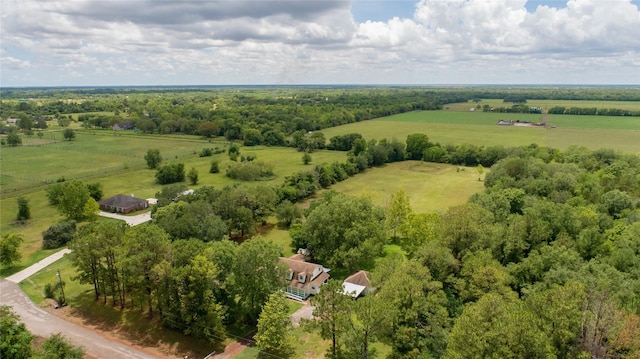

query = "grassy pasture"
[446,99,640,112]
[0,131,346,275]
[311,161,486,214]
[321,111,640,154]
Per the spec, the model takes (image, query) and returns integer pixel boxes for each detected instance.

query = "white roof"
[342,282,366,298]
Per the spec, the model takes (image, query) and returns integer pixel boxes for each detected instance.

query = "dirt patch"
[43,304,193,359]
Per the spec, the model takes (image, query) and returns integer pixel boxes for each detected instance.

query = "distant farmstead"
[99,194,149,214]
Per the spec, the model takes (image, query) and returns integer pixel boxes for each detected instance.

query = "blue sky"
[351,0,640,22]
[1,0,639,86]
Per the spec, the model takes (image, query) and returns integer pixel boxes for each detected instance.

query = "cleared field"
[446,99,640,112]
[307,161,486,214]
[321,111,640,154]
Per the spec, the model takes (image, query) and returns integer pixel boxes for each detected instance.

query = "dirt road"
[1,279,164,358]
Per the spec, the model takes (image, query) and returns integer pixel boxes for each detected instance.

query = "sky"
[1,0,639,86]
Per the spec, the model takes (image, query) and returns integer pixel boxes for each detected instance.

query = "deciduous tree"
[0,233,24,268]
[56,179,90,220]
[292,191,386,272]
[0,305,33,359]
[16,196,30,222]
[144,149,162,169]
[63,128,75,141]
[232,237,284,322]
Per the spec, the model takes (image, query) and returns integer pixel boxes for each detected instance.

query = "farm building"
[99,194,149,214]
[279,254,329,301]
[6,118,19,124]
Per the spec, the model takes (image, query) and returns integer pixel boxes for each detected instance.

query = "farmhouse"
[99,194,149,214]
[342,270,373,298]
[6,118,19,124]
[279,254,329,301]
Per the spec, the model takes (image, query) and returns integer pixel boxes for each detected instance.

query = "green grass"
[18,255,84,305]
[261,224,296,257]
[1,130,346,270]
[311,161,486,214]
[287,300,304,315]
[321,111,640,154]
[234,326,330,359]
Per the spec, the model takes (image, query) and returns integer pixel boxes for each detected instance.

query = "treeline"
[0,88,462,136]
[69,223,286,338]
[549,106,640,116]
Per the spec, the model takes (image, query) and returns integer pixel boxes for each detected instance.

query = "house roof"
[344,270,370,287]
[99,194,148,208]
[343,271,371,297]
[279,257,328,290]
[288,253,305,261]
[343,283,367,298]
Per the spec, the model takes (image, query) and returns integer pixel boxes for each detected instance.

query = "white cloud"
[0,0,638,86]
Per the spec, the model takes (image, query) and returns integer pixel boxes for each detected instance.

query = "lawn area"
[313,161,486,214]
[321,111,640,154]
[234,326,329,359]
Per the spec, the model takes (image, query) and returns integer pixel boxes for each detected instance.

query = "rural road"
[0,280,163,358]
[1,249,164,359]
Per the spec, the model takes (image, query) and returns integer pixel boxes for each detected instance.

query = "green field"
[321,111,640,154]
[307,161,486,214]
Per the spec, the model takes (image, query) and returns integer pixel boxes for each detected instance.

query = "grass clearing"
[313,161,486,214]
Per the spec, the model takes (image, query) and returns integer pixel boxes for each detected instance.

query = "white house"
[279,254,329,301]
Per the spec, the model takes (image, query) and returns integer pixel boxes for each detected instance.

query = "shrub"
[42,221,76,249]
[199,148,213,157]
[226,160,274,181]
[155,163,185,184]
[210,160,220,173]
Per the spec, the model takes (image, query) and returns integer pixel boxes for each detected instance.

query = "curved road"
[1,250,163,359]
[0,280,163,358]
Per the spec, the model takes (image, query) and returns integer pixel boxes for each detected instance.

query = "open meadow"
[321,110,640,154]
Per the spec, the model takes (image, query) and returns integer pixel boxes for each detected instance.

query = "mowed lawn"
[321,111,640,154]
[308,161,486,214]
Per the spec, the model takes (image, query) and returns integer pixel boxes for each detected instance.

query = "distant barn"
[99,194,149,214]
